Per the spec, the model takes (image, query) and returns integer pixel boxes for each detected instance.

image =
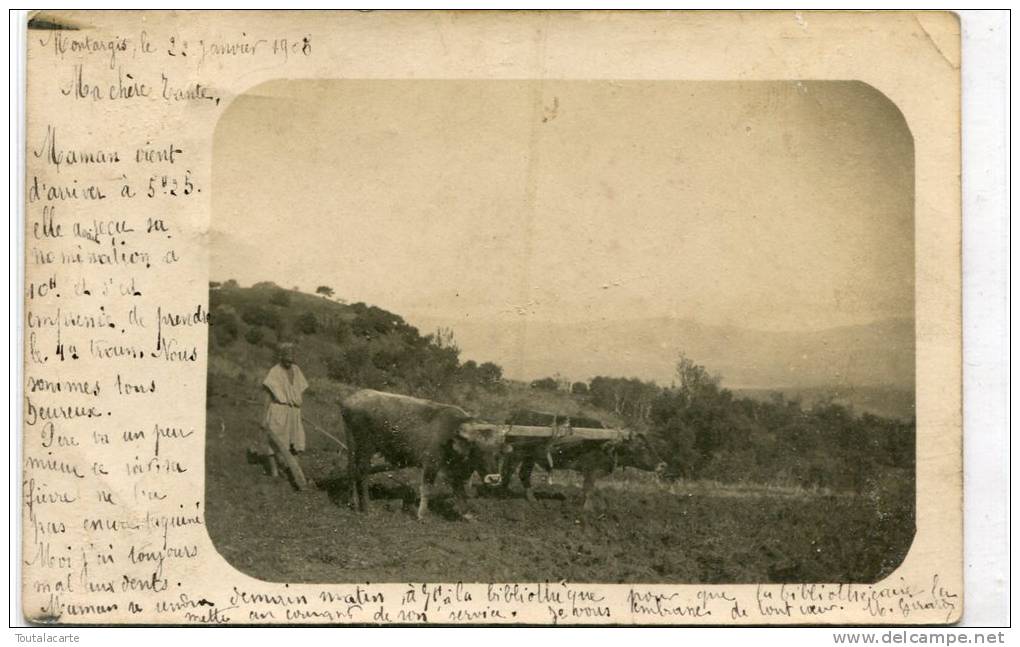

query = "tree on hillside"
[432,327,458,352]
[456,360,505,392]
[477,362,503,387]
[326,315,467,399]
[675,353,721,403]
[245,326,267,345]
[222,279,240,289]
[571,381,589,395]
[270,289,291,307]
[651,354,759,481]
[316,285,335,298]
[411,328,461,399]
[349,303,414,341]
[241,305,283,335]
[210,305,240,346]
[588,376,659,423]
[296,311,318,335]
[530,377,558,391]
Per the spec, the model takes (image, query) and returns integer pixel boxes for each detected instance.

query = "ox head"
[605,432,667,476]
[450,423,512,486]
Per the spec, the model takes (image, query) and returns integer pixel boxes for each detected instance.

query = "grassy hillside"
[207,283,616,426]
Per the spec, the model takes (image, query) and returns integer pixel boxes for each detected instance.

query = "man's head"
[277,343,295,368]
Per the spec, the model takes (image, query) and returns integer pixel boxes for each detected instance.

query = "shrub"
[245,326,266,345]
[270,289,291,307]
[241,305,281,330]
[351,305,405,340]
[326,341,371,383]
[530,377,559,391]
[477,362,504,390]
[335,321,352,344]
[210,305,240,346]
[296,311,318,335]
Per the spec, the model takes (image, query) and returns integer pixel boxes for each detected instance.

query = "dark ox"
[500,430,666,511]
[339,389,507,520]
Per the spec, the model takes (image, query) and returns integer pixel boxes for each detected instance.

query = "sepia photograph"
[204,79,916,585]
[19,7,981,629]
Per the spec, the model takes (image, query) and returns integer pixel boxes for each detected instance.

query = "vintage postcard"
[20,10,961,625]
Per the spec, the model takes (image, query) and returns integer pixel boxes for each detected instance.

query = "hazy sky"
[212,80,913,333]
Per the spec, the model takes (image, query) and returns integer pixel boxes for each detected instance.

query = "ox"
[498,412,666,510]
[339,389,507,520]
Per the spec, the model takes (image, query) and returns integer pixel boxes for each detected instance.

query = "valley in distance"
[410,313,915,422]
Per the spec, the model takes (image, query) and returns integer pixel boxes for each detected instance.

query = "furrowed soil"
[205,379,914,585]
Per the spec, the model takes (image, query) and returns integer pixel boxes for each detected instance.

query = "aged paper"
[20,10,961,625]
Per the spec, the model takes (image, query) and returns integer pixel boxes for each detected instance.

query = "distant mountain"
[733,385,916,422]
[407,315,915,393]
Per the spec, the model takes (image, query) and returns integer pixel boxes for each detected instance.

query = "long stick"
[302,415,350,452]
[243,396,351,452]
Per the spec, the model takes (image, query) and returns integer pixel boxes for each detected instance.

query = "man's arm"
[261,386,272,428]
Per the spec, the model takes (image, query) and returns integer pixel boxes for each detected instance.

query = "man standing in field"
[259,342,309,490]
